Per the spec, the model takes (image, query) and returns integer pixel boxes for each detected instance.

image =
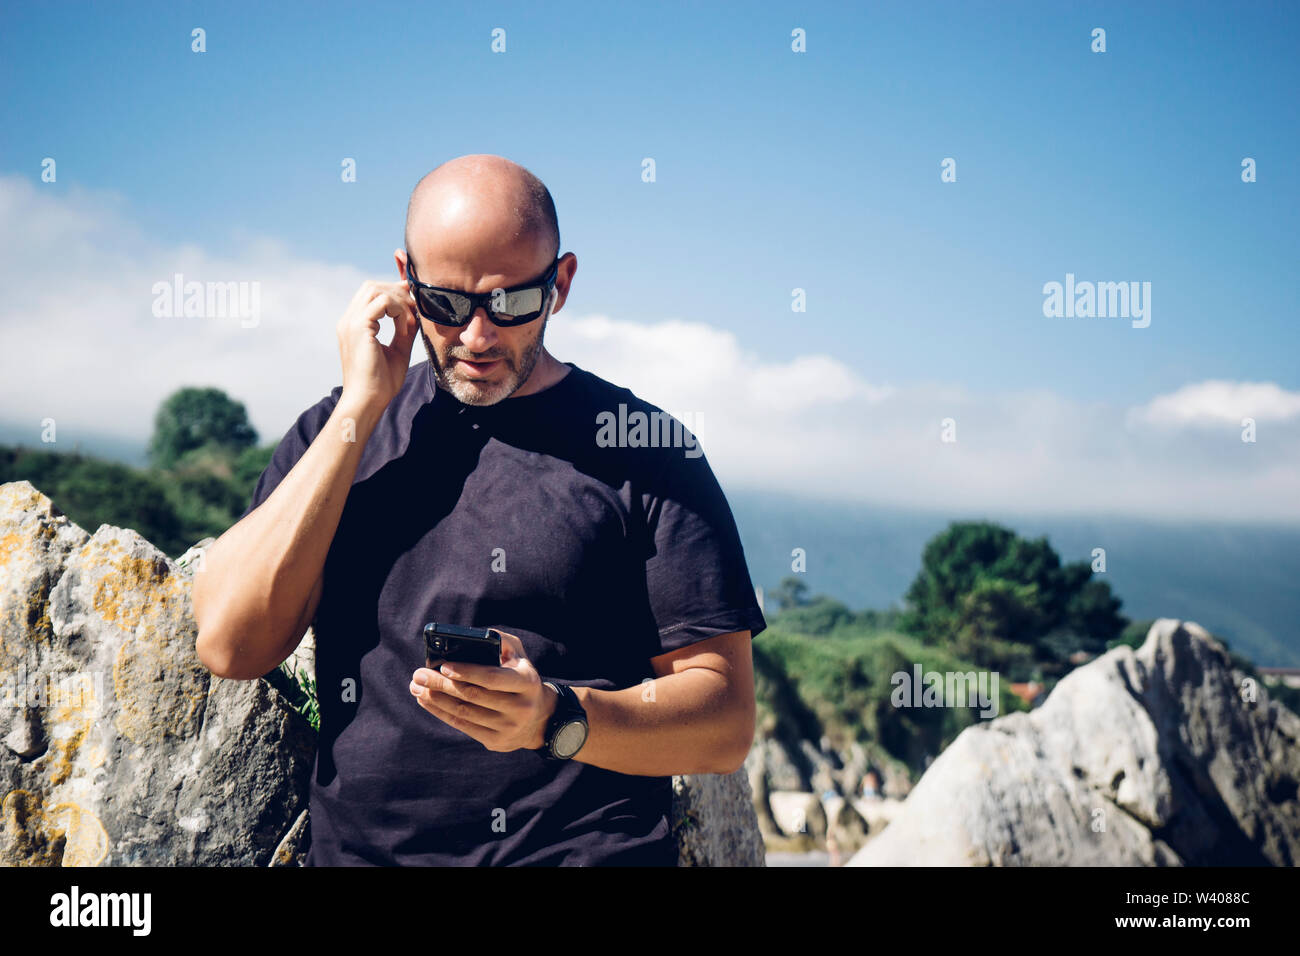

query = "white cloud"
[3,175,1297,522]
[1127,380,1300,427]
[549,317,1300,521]
[0,175,366,448]
[553,314,892,415]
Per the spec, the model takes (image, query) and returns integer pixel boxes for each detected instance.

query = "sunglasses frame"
[405,252,561,328]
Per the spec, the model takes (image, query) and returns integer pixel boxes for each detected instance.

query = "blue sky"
[2,1,1297,519]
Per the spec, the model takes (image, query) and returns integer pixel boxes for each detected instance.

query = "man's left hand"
[410,630,558,752]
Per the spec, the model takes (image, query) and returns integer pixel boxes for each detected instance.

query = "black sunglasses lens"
[490,287,547,325]
[416,289,468,326]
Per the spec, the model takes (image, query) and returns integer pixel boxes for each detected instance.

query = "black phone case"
[423,624,502,667]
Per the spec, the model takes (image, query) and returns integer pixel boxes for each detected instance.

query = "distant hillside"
[729,490,1300,668]
[0,420,150,468]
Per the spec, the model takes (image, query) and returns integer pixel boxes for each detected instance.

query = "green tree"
[901,523,1058,639]
[1060,572,1127,651]
[950,578,1047,675]
[770,575,810,611]
[900,521,1127,670]
[148,387,258,470]
[232,444,275,488]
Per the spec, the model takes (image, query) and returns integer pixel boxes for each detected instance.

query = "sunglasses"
[406,253,560,328]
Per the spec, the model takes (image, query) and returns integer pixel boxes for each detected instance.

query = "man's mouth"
[455,357,502,378]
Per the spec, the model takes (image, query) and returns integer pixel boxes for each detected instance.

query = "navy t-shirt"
[240,359,767,866]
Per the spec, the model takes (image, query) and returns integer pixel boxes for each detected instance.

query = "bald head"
[404,155,559,273]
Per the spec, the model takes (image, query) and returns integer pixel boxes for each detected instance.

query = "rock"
[270,809,310,866]
[174,537,214,576]
[768,790,828,841]
[0,482,315,865]
[0,481,765,866]
[672,770,766,867]
[4,708,46,760]
[877,758,913,800]
[744,742,788,845]
[800,739,841,796]
[758,736,809,792]
[853,796,904,834]
[826,797,871,861]
[836,740,870,798]
[281,628,315,687]
[848,619,1300,866]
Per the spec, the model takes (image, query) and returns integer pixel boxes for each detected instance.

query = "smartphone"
[423,622,503,669]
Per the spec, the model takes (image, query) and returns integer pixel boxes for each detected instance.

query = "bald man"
[193,155,766,866]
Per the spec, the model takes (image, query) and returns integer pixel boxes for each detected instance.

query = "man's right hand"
[336,280,420,413]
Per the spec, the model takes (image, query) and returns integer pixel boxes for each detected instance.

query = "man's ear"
[394,248,409,280]
[551,253,576,315]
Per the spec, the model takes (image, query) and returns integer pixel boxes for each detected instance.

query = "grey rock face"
[672,770,767,867]
[825,796,871,859]
[768,790,828,841]
[848,619,1300,866]
[755,736,810,792]
[0,481,763,866]
[800,738,842,796]
[0,482,314,865]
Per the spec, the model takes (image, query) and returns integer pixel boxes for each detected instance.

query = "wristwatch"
[538,681,588,760]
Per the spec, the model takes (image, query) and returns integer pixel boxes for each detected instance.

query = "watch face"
[554,720,588,758]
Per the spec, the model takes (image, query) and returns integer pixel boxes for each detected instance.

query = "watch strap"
[540,680,587,760]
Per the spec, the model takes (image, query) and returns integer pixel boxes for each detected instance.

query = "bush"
[770,596,855,636]
[756,624,1027,773]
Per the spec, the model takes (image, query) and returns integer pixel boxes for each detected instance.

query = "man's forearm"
[569,670,753,777]
[194,397,383,678]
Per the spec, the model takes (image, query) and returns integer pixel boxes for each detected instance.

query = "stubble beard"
[421,315,548,407]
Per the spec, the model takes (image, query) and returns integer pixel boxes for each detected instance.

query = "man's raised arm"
[193,279,419,679]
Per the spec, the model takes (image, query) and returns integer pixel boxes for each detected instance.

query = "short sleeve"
[641,444,767,655]
[237,387,342,522]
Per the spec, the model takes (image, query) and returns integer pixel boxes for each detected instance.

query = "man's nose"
[459,307,500,352]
